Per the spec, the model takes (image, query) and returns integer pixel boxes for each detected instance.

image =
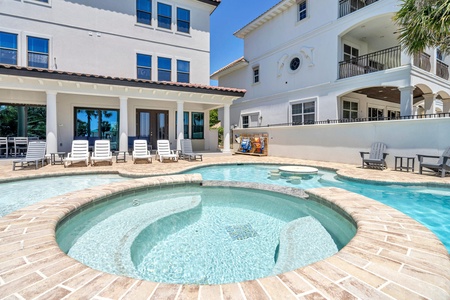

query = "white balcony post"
[223,104,231,153]
[119,96,128,152]
[430,48,437,75]
[400,49,412,66]
[46,91,58,154]
[423,93,436,115]
[398,86,414,117]
[176,100,184,151]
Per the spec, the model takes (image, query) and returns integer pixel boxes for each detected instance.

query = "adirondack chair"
[64,140,89,167]
[417,147,450,178]
[360,142,388,169]
[180,139,202,161]
[90,140,113,166]
[156,140,178,162]
[132,139,152,163]
[12,141,46,170]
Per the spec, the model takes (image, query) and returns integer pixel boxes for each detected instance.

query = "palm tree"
[394,0,450,55]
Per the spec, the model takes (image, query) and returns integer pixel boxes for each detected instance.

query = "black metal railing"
[243,113,450,128]
[436,60,449,80]
[413,52,431,72]
[339,0,378,17]
[339,46,401,79]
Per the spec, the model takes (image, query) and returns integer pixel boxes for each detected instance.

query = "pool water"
[56,186,356,284]
[183,164,450,252]
[0,174,129,217]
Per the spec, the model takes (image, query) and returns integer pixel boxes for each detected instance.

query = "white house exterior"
[0,0,245,154]
[211,0,450,130]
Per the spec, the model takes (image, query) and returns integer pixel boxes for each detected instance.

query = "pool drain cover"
[225,224,258,240]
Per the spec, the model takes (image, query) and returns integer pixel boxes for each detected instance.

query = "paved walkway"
[0,154,448,299]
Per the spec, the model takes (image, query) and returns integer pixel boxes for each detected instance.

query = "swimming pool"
[56,185,356,284]
[0,174,129,217]
[183,164,450,252]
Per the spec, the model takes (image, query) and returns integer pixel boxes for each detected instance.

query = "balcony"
[436,60,449,80]
[413,52,431,72]
[339,46,401,79]
[339,0,378,18]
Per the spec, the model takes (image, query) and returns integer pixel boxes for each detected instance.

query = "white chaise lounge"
[91,140,113,166]
[156,140,178,162]
[180,139,202,161]
[132,139,152,163]
[64,140,89,167]
[12,141,46,170]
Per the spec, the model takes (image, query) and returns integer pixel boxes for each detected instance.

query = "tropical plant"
[394,0,450,55]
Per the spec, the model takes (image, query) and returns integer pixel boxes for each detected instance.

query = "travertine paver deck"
[0,154,449,299]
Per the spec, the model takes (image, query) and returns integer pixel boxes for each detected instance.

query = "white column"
[176,100,184,151]
[222,104,231,153]
[442,98,450,113]
[119,96,128,152]
[46,91,58,154]
[423,93,436,115]
[398,86,414,117]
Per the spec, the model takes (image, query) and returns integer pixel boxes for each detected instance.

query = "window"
[368,107,384,121]
[158,2,172,29]
[137,53,152,80]
[242,115,249,128]
[387,110,400,120]
[291,101,315,125]
[0,32,17,65]
[177,60,190,83]
[137,0,152,25]
[253,66,259,83]
[344,44,359,63]
[437,48,443,61]
[175,111,189,139]
[191,112,204,139]
[74,108,119,150]
[177,7,190,33]
[158,57,171,81]
[342,100,358,119]
[27,36,49,68]
[298,1,307,21]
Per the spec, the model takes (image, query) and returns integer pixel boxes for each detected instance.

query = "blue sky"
[210,0,280,85]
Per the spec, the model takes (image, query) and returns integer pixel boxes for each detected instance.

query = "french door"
[136,109,168,149]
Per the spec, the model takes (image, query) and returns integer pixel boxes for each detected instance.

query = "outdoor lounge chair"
[180,139,202,161]
[12,141,46,170]
[0,137,8,158]
[417,147,450,178]
[360,142,388,169]
[12,137,28,157]
[64,140,89,167]
[132,139,152,163]
[156,140,178,162]
[90,140,113,166]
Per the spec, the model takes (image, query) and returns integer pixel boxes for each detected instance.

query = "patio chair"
[0,137,8,158]
[180,139,202,161]
[360,142,388,169]
[12,141,46,170]
[156,140,178,162]
[91,140,113,166]
[417,147,450,178]
[13,137,28,157]
[64,140,90,167]
[132,139,152,163]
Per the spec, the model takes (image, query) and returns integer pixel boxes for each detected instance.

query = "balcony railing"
[339,0,378,17]
[413,52,431,72]
[436,60,449,80]
[339,46,401,79]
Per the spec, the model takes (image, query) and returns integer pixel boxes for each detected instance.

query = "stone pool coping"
[0,174,448,299]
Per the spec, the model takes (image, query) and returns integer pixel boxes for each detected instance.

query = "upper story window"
[158,56,171,81]
[137,0,152,25]
[343,44,358,62]
[242,115,249,128]
[177,8,190,33]
[27,36,49,68]
[177,60,190,83]
[298,1,307,21]
[253,66,259,83]
[158,2,172,29]
[137,53,152,80]
[437,48,443,61]
[291,100,315,125]
[35,0,48,2]
[0,32,18,65]
[342,100,358,119]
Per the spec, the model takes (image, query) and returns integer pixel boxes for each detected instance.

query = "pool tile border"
[0,174,448,299]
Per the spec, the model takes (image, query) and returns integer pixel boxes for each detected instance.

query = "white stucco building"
[0,0,245,154]
[212,0,450,130]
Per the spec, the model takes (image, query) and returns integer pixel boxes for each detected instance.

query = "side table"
[51,152,66,165]
[394,156,415,172]
[113,151,127,163]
